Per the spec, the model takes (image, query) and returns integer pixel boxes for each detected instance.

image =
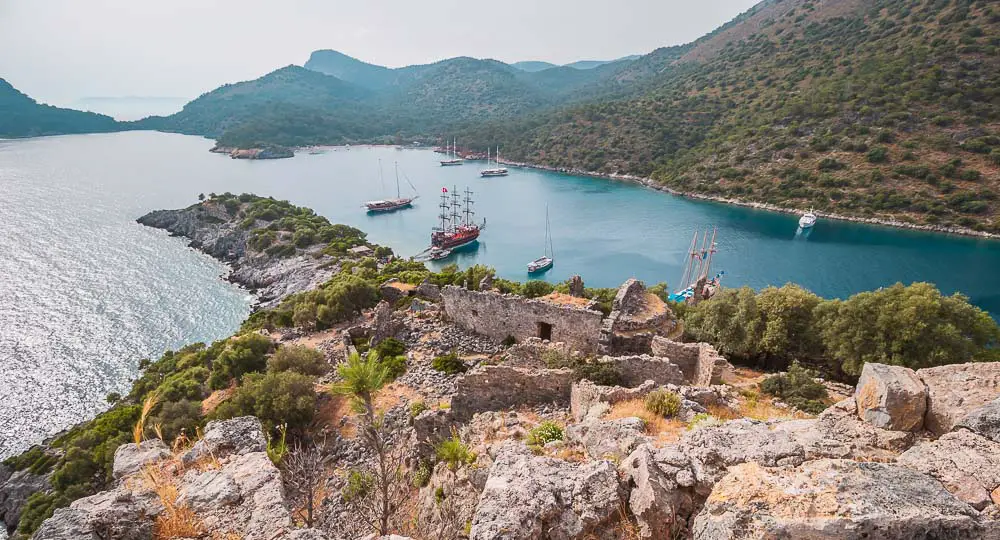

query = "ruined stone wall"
[442,286,604,353]
[598,355,687,388]
[651,337,729,386]
[451,365,575,421]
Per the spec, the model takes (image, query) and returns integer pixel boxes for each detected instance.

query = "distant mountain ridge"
[0,79,121,138]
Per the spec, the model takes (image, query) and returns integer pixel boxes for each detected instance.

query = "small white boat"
[527,204,554,273]
[429,247,452,260]
[480,146,508,177]
[798,210,818,229]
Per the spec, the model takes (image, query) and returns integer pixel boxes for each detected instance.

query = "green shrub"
[759,361,829,414]
[372,337,406,358]
[267,344,327,376]
[208,333,274,390]
[212,371,317,434]
[644,390,682,418]
[343,469,374,502]
[574,362,623,386]
[817,157,846,171]
[380,354,407,381]
[435,433,472,470]
[413,461,432,488]
[409,400,428,419]
[521,280,555,298]
[866,146,889,163]
[435,486,446,504]
[502,335,518,347]
[526,421,564,446]
[149,399,203,443]
[432,352,466,375]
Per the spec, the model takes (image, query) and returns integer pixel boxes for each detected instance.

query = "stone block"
[854,362,927,432]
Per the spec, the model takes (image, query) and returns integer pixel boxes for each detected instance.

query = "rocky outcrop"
[0,465,50,533]
[138,200,340,308]
[181,416,267,464]
[693,459,990,540]
[897,430,1000,510]
[774,399,914,461]
[112,439,171,480]
[571,379,657,421]
[854,362,927,431]
[416,462,485,540]
[620,444,696,539]
[566,417,648,461]
[33,416,300,540]
[469,442,623,540]
[919,362,1000,435]
[958,398,1000,443]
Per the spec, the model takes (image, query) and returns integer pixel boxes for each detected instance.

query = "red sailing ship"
[431,186,485,250]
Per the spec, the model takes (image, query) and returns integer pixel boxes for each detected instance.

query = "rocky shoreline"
[137,200,339,309]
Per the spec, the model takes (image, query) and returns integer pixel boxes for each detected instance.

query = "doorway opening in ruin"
[538,322,553,341]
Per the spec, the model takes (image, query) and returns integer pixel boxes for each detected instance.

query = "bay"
[2,130,999,460]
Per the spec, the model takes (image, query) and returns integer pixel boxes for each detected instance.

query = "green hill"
[460,0,1000,233]
[0,79,121,138]
[511,60,560,72]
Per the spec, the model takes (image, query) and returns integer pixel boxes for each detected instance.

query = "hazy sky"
[0,0,759,106]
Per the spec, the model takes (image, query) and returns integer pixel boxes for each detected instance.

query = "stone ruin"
[598,278,678,355]
[441,285,605,353]
[650,336,730,387]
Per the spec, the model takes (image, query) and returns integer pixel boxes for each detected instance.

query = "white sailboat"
[364,160,418,213]
[480,145,509,177]
[440,138,464,166]
[527,204,554,273]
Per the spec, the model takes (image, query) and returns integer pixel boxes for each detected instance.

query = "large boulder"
[33,487,160,540]
[674,419,805,492]
[693,459,989,539]
[957,397,1000,443]
[566,417,649,461]
[181,416,267,464]
[415,462,483,540]
[918,362,1000,435]
[897,430,1000,510]
[112,439,171,480]
[620,444,697,539]
[469,441,623,540]
[854,363,927,431]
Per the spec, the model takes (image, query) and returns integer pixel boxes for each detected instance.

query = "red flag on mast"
[442,187,448,193]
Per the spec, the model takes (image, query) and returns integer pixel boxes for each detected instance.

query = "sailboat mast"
[464,187,475,226]
[394,162,401,198]
[701,227,718,281]
[678,231,698,292]
[450,185,460,230]
[439,189,450,232]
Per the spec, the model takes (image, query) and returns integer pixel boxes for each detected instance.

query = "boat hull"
[527,259,553,273]
[440,160,464,166]
[480,169,508,177]
[366,199,413,213]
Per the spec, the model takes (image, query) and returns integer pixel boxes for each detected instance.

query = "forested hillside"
[0,79,121,138]
[463,0,1000,232]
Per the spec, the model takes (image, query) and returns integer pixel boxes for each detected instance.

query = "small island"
[209,145,294,160]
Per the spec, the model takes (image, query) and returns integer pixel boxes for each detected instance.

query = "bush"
[435,433,472,470]
[343,469,374,502]
[380,354,407,381]
[208,333,274,390]
[521,280,555,298]
[759,361,828,414]
[644,390,682,418]
[412,461,431,488]
[212,371,317,434]
[431,352,466,375]
[372,337,406,358]
[526,421,564,446]
[574,362,623,386]
[409,401,428,419]
[502,335,518,347]
[866,146,889,163]
[817,158,846,171]
[267,345,327,376]
[149,399,203,443]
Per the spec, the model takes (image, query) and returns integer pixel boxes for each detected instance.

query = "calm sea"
[2,131,999,460]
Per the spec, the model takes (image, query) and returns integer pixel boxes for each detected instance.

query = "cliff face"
[137,200,338,309]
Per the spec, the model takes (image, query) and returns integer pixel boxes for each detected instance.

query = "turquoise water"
[1,131,998,458]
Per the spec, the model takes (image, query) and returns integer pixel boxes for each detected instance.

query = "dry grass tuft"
[134,392,161,447]
[605,399,686,444]
[140,464,204,539]
[201,386,235,415]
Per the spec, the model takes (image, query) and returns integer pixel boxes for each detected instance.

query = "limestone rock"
[416,463,481,540]
[620,444,695,539]
[675,419,805,491]
[918,362,1000,435]
[854,362,927,431]
[286,529,331,539]
[0,466,50,530]
[415,278,442,302]
[112,439,171,480]
[379,279,405,304]
[469,441,623,540]
[957,397,1000,443]
[693,459,987,540]
[34,487,160,540]
[897,430,1000,510]
[774,399,915,461]
[566,417,649,461]
[181,416,267,464]
[568,275,585,297]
